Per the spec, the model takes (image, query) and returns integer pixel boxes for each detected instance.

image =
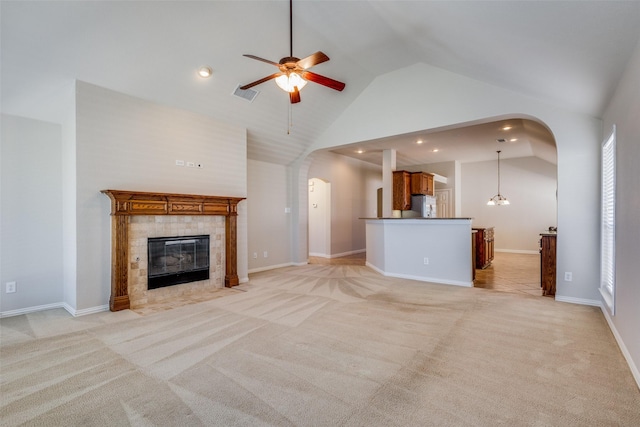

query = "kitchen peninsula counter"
[362,218,474,287]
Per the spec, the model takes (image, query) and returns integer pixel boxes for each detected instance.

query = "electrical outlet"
[6,281,16,293]
[253,252,258,259]
[564,272,573,282]
[423,257,429,265]
[263,251,268,258]
[186,161,195,168]
[175,159,184,166]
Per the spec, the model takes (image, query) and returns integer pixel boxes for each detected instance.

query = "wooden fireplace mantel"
[101,189,245,312]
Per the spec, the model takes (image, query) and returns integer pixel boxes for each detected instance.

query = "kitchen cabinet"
[540,233,557,296]
[473,227,494,269]
[410,172,434,196]
[392,170,412,210]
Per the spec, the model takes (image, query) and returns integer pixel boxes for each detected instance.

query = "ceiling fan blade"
[296,51,330,70]
[240,72,282,90]
[290,87,301,104]
[301,71,346,91]
[243,54,280,67]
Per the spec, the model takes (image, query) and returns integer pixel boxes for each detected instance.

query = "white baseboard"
[600,305,640,390]
[554,295,602,307]
[0,302,65,318]
[365,262,473,288]
[495,249,540,255]
[248,262,296,274]
[63,303,109,317]
[309,249,366,259]
[308,252,329,258]
[0,302,111,319]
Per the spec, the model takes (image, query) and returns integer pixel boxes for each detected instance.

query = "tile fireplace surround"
[101,190,245,312]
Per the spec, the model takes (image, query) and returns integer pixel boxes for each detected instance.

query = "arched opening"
[303,115,558,296]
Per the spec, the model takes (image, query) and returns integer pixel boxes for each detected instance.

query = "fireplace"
[101,189,245,312]
[148,235,210,290]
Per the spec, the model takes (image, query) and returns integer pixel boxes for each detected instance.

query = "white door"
[308,178,331,257]
[435,188,452,218]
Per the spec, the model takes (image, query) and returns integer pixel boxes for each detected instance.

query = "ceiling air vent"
[496,138,507,143]
[232,85,259,102]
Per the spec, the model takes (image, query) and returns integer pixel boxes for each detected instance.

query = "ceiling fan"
[239,0,345,104]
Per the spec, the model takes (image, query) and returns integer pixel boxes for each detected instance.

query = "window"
[600,126,616,315]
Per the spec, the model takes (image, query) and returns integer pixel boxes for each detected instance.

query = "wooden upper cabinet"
[410,172,434,196]
[392,170,412,210]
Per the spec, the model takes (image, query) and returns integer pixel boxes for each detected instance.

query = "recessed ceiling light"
[510,138,518,142]
[416,140,424,144]
[432,148,439,153]
[501,125,512,131]
[356,149,364,154]
[198,66,213,78]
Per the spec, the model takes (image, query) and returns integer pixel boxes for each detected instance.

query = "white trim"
[309,249,366,259]
[601,305,640,390]
[366,262,473,287]
[64,303,109,317]
[599,287,615,316]
[308,252,330,258]
[0,302,65,318]
[330,249,366,258]
[554,295,602,307]
[495,249,539,255]
[248,262,296,274]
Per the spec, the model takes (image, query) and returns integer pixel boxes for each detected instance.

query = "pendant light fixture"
[487,150,510,206]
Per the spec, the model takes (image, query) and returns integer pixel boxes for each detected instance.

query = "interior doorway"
[308,178,331,258]
[435,188,452,218]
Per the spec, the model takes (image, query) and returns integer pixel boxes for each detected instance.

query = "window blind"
[600,126,616,314]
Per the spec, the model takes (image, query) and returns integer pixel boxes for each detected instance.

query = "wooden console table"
[101,189,245,311]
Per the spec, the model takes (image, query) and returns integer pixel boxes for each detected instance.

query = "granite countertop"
[540,227,558,236]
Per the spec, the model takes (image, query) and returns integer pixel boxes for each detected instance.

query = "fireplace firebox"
[147,235,210,290]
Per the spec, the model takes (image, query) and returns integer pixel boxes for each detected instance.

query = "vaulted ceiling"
[2,1,639,166]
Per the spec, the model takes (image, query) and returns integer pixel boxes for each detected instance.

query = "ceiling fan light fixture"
[275,72,307,93]
[197,66,213,78]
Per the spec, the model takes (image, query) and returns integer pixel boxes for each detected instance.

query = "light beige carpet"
[1,264,639,426]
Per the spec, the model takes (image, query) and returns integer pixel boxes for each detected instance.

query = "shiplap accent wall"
[74,81,247,311]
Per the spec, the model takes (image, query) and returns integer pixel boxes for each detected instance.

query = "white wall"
[1,115,64,314]
[247,159,291,273]
[295,63,601,307]
[72,81,247,312]
[462,156,557,252]
[602,38,640,385]
[308,151,382,257]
